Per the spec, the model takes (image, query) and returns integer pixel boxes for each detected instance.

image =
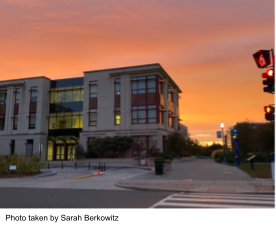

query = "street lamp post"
[221,123,227,164]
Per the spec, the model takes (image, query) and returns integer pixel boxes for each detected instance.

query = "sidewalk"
[115,160,275,194]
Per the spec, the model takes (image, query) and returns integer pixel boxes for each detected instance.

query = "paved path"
[116,159,275,194]
[150,193,275,208]
[0,167,147,190]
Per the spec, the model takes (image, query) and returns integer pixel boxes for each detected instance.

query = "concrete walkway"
[116,159,275,194]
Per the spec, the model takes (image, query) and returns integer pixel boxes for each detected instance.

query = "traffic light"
[262,69,275,94]
[264,105,275,121]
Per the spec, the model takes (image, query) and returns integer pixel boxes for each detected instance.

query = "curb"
[35,170,57,177]
[115,181,275,195]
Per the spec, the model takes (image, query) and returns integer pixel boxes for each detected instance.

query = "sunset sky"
[0,0,274,145]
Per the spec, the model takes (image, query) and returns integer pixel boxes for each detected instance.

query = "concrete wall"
[0,77,50,161]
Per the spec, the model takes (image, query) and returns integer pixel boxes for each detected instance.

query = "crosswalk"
[150,193,275,208]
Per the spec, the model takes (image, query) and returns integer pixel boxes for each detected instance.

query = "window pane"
[147,88,155,93]
[138,89,145,94]
[90,113,97,121]
[138,106,146,109]
[132,82,137,89]
[79,115,83,128]
[56,116,65,129]
[147,80,155,88]
[80,89,84,101]
[138,110,146,118]
[64,90,72,102]
[148,109,156,118]
[89,109,97,112]
[90,121,96,126]
[147,75,155,79]
[90,81,97,85]
[132,110,137,118]
[132,106,138,110]
[90,85,97,93]
[47,141,53,161]
[132,90,137,94]
[148,105,156,109]
[57,91,65,103]
[50,91,57,103]
[115,78,120,82]
[49,117,56,129]
[148,118,156,123]
[72,115,80,128]
[90,93,97,97]
[64,116,72,128]
[72,90,80,102]
[132,119,137,124]
[137,76,145,80]
[138,81,145,89]
[138,119,146,123]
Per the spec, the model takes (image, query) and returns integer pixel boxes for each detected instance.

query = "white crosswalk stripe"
[150,193,275,208]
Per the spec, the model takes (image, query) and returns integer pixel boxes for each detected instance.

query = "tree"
[258,121,275,152]
[87,137,109,158]
[208,142,222,151]
[167,132,187,157]
[109,136,133,157]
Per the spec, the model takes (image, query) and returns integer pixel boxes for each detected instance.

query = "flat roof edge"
[83,63,161,73]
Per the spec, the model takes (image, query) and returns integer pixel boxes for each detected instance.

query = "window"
[0,115,5,130]
[89,81,97,97]
[50,85,84,103]
[14,88,20,104]
[29,113,36,129]
[89,109,97,126]
[49,112,83,129]
[131,75,156,94]
[0,90,7,105]
[13,114,18,130]
[159,106,164,124]
[114,79,120,95]
[132,105,157,124]
[169,116,174,128]
[114,107,120,125]
[30,87,38,103]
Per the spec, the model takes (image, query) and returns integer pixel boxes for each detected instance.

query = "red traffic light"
[266,69,274,77]
[264,106,272,113]
[262,69,274,78]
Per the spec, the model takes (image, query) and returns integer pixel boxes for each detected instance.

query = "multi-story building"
[0,63,186,161]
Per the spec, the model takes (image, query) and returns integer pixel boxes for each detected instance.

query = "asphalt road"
[0,187,172,208]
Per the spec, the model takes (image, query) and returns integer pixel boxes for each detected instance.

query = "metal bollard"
[75,163,77,170]
[99,162,100,171]
[48,162,49,169]
[104,162,105,172]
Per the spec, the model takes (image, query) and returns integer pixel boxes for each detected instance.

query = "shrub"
[225,151,235,163]
[150,152,173,160]
[0,154,40,175]
[154,157,165,162]
[75,144,85,159]
[214,152,223,163]
[212,149,223,159]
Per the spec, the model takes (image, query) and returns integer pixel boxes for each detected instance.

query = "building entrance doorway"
[56,145,65,160]
[67,145,75,160]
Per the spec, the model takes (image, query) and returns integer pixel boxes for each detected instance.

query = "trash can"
[154,157,165,175]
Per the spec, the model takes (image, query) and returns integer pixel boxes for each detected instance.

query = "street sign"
[253,50,271,68]
[217,131,222,138]
[9,165,17,170]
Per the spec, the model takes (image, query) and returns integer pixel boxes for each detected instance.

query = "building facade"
[0,63,186,161]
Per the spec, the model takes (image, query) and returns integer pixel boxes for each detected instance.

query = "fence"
[45,162,107,172]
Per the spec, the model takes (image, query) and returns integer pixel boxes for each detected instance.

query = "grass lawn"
[227,163,272,178]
